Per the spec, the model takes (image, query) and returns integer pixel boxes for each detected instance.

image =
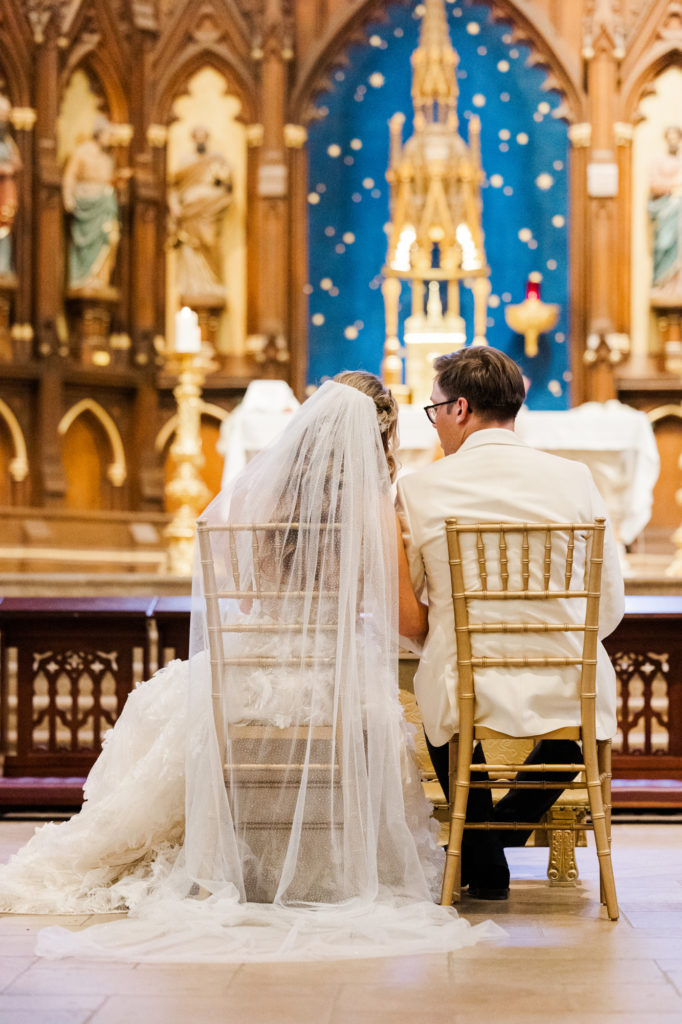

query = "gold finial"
[411,0,459,132]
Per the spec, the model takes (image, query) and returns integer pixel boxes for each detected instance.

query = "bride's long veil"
[36,381,502,960]
[184,379,426,906]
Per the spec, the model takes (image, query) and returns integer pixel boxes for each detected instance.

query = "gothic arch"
[620,0,682,121]
[153,50,258,128]
[152,0,257,126]
[58,2,131,124]
[0,0,33,108]
[290,0,585,125]
[58,399,127,487]
[0,397,28,483]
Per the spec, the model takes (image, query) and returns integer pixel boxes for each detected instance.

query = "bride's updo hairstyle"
[333,370,399,482]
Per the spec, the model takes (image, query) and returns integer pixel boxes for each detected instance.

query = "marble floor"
[0,820,681,1024]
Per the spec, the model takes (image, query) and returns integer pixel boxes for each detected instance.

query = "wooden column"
[12,111,35,341]
[614,122,634,340]
[582,23,621,402]
[33,18,62,360]
[254,0,290,359]
[33,17,66,503]
[128,15,160,369]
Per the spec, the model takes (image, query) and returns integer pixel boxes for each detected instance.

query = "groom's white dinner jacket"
[396,428,625,746]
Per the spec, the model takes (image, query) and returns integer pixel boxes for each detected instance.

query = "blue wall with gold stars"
[306,0,571,410]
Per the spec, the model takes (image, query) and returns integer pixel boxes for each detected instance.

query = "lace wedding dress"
[0,382,503,961]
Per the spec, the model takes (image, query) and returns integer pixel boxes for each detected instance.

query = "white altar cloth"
[514,401,660,546]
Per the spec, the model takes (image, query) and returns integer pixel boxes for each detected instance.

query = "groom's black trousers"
[425,735,583,848]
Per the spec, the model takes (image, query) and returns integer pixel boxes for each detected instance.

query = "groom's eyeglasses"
[424,399,454,424]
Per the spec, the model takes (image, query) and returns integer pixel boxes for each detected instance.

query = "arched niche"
[153,48,257,130]
[58,3,130,129]
[57,68,112,168]
[60,412,108,511]
[630,65,682,364]
[58,399,127,511]
[647,404,682,541]
[164,66,248,357]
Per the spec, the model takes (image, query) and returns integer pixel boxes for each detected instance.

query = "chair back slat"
[445,517,606,707]
[543,529,552,590]
[521,527,530,590]
[251,530,261,598]
[499,532,509,591]
[229,528,240,592]
[476,529,487,592]
[565,529,575,590]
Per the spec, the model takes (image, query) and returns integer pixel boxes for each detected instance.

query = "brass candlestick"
[163,341,215,576]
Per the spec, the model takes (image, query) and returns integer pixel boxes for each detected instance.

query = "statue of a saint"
[648,125,682,300]
[167,126,233,301]
[0,95,21,277]
[62,116,120,292]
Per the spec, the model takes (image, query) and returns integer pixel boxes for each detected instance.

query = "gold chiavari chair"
[196,519,342,898]
[440,517,618,920]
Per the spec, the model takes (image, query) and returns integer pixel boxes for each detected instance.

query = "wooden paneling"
[2,595,681,809]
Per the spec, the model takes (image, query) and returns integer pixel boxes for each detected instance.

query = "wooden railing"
[0,595,680,808]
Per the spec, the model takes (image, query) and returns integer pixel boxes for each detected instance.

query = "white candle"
[174,307,201,353]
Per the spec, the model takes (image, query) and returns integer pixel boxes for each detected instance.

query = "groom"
[396,347,624,899]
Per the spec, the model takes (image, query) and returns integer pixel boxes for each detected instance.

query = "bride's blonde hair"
[333,371,399,482]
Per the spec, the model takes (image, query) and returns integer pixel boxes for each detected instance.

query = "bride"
[0,373,502,961]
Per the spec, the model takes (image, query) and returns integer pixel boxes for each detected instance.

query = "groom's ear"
[454,397,470,419]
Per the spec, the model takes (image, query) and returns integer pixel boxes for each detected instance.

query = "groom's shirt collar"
[455,427,526,456]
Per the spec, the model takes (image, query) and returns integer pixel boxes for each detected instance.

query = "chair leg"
[441,734,471,906]
[597,739,613,846]
[584,736,619,920]
[597,739,613,908]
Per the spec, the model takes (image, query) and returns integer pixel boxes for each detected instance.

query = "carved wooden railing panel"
[604,596,682,803]
[0,599,152,778]
[1,595,681,807]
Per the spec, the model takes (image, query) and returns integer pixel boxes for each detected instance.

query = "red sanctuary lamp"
[504,277,559,358]
[525,279,541,301]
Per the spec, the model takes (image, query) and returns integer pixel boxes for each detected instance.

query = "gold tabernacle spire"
[411,0,459,132]
[381,0,491,402]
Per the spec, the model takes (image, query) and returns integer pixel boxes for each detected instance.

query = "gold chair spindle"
[522,527,530,590]
[543,528,552,591]
[476,529,487,591]
[565,528,575,591]
[499,531,509,591]
[229,529,241,593]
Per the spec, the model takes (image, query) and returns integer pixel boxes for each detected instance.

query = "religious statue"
[62,116,120,292]
[648,125,682,300]
[167,126,233,302]
[0,95,21,277]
